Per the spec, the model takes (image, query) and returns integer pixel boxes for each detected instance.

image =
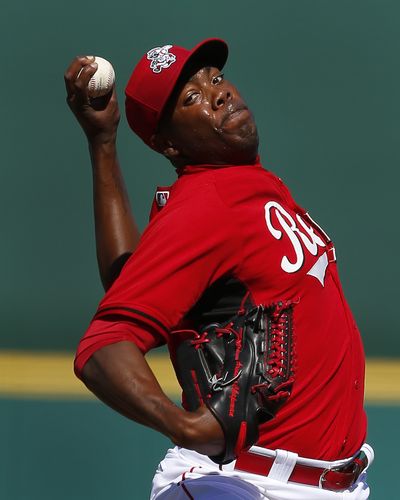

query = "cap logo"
[147,45,177,74]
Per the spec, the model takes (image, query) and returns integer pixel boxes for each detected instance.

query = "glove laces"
[251,299,297,401]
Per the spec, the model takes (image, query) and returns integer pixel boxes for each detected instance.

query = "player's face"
[157,66,259,166]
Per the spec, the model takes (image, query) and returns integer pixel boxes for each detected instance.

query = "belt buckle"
[319,454,366,491]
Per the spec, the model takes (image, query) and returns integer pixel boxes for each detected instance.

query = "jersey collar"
[176,155,262,177]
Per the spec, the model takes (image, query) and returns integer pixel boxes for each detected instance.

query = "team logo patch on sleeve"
[147,45,176,73]
[156,190,170,207]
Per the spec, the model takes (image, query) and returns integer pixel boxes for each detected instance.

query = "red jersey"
[75,159,367,461]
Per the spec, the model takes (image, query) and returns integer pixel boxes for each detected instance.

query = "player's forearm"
[81,341,188,442]
[80,341,225,455]
[89,141,140,290]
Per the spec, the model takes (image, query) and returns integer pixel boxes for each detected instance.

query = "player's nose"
[212,87,232,110]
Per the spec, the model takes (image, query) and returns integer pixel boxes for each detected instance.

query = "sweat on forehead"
[188,65,215,81]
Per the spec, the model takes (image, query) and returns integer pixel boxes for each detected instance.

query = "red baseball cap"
[125,38,228,148]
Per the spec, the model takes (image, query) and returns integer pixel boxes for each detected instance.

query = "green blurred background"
[1,0,399,498]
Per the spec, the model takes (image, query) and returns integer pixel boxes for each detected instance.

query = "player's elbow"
[73,351,91,384]
[73,341,101,386]
[74,350,104,397]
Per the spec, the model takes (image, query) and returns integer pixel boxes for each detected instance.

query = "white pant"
[150,445,373,500]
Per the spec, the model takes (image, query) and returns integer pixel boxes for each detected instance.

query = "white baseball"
[86,56,115,98]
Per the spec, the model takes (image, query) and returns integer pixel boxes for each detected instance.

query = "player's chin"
[223,124,259,163]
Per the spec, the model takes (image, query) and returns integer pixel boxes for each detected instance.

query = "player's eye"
[183,92,199,106]
[212,73,224,85]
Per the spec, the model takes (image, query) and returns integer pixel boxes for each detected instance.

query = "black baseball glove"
[175,300,296,464]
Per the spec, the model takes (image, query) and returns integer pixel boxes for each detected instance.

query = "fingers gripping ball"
[85,56,115,98]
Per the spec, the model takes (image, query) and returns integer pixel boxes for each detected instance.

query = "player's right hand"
[64,56,120,145]
[177,405,225,457]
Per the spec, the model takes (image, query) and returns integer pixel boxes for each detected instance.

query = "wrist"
[167,408,205,449]
[89,135,117,151]
[88,140,118,171]
[173,406,225,456]
[166,407,193,448]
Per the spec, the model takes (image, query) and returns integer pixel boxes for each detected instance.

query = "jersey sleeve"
[74,318,162,379]
[92,182,241,351]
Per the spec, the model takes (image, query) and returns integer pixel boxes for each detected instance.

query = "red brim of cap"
[125,38,229,148]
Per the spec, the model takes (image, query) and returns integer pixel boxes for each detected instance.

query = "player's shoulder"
[147,175,232,237]
[209,163,287,209]
[165,171,231,214]
[148,162,290,228]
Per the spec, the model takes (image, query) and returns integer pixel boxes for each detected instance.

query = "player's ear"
[150,133,181,160]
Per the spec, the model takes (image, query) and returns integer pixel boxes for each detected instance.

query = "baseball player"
[65,39,373,499]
